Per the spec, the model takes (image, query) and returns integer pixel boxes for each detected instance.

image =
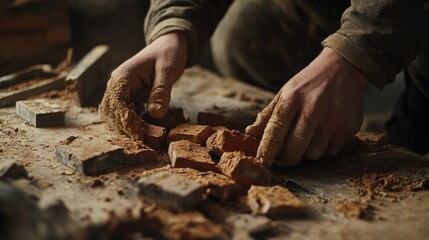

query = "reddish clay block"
[144,108,186,129]
[247,185,305,218]
[197,112,225,126]
[206,130,260,157]
[167,124,215,145]
[145,124,166,149]
[217,151,270,187]
[168,140,217,172]
[110,135,156,165]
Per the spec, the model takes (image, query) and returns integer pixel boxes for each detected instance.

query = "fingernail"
[148,102,165,119]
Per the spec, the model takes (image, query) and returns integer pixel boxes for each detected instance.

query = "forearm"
[322,0,428,89]
[144,0,232,65]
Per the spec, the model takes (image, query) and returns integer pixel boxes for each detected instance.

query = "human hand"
[246,47,368,167]
[99,32,188,140]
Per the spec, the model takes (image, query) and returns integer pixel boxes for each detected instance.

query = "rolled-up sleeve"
[144,0,232,65]
[322,0,428,89]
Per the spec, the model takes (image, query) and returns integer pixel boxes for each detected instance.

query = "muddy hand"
[99,32,188,140]
[246,47,368,167]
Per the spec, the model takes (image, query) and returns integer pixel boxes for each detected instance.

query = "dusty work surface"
[1,67,428,240]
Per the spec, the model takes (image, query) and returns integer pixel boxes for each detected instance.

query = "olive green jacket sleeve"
[322,0,429,89]
[144,0,232,65]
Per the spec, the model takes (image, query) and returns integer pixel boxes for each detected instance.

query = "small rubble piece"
[167,123,215,145]
[197,112,225,126]
[217,151,270,187]
[226,214,273,239]
[144,124,166,149]
[55,137,124,175]
[138,171,206,210]
[0,159,27,180]
[247,185,305,218]
[144,107,186,129]
[168,140,217,172]
[142,207,225,239]
[15,99,65,127]
[337,200,373,220]
[110,135,156,165]
[206,129,260,157]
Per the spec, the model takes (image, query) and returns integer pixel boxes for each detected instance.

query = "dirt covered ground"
[0,67,428,240]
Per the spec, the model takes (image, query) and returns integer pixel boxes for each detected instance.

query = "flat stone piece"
[247,185,305,218]
[197,112,225,126]
[206,129,260,157]
[226,214,272,235]
[138,171,206,210]
[109,135,156,165]
[168,140,216,172]
[0,159,27,180]
[55,137,124,175]
[145,123,166,149]
[16,99,65,127]
[144,107,186,129]
[167,123,215,145]
[217,151,270,187]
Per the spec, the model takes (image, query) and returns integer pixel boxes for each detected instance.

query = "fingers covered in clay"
[256,97,297,168]
[99,77,147,140]
[245,93,280,139]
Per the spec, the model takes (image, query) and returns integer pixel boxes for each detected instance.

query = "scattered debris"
[197,112,225,126]
[89,179,104,188]
[138,171,207,210]
[0,159,27,180]
[217,151,270,187]
[15,99,65,127]
[110,135,156,165]
[168,140,217,172]
[167,123,215,146]
[55,137,124,175]
[206,129,260,157]
[247,185,305,218]
[337,200,374,220]
[144,123,166,150]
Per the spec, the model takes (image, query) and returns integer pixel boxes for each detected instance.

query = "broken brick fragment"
[144,107,186,129]
[206,129,260,157]
[55,137,124,175]
[167,123,215,146]
[197,112,225,126]
[247,185,305,218]
[168,140,216,172]
[110,135,156,165]
[0,159,27,180]
[138,171,206,210]
[144,123,166,149]
[217,151,270,187]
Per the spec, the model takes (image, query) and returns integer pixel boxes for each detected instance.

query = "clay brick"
[197,112,225,126]
[109,135,156,165]
[167,124,215,146]
[168,140,216,172]
[217,151,270,187]
[152,168,240,200]
[55,137,124,175]
[145,124,166,149]
[206,129,260,157]
[16,99,65,127]
[144,107,186,129]
[138,171,206,210]
[247,185,305,218]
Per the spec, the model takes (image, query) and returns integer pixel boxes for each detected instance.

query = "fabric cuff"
[146,18,197,66]
[322,33,388,89]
